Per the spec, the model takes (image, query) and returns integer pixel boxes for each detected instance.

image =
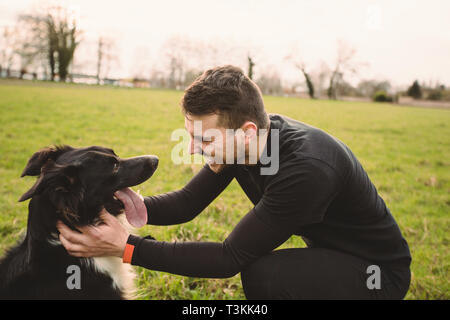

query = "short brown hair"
[181,65,269,130]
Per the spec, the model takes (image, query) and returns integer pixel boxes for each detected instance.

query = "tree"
[256,69,282,95]
[53,10,80,82]
[327,40,362,100]
[309,61,330,98]
[184,69,202,87]
[19,13,55,80]
[96,37,117,84]
[20,5,81,82]
[0,22,43,79]
[161,35,192,89]
[0,26,19,77]
[407,80,422,99]
[300,64,315,99]
[285,47,315,99]
[247,55,255,80]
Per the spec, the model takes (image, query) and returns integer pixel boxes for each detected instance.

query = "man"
[57,65,411,299]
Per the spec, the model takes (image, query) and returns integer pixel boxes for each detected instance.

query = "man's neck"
[245,125,270,166]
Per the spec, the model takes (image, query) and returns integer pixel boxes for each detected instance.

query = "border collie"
[0,145,158,299]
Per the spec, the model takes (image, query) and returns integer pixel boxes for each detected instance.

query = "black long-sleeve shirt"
[126,114,411,278]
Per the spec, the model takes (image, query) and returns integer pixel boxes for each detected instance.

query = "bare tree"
[150,36,257,89]
[161,35,191,89]
[327,40,362,100]
[54,8,80,82]
[256,68,283,95]
[184,69,202,86]
[285,46,315,99]
[20,5,81,82]
[299,63,315,99]
[0,26,18,77]
[0,22,42,79]
[247,55,255,80]
[310,61,330,98]
[96,36,117,84]
[19,13,56,80]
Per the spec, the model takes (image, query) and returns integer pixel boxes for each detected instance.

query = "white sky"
[1,0,449,88]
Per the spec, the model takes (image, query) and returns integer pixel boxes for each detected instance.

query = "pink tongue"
[116,188,148,228]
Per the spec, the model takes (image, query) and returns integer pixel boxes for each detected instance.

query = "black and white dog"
[0,145,158,299]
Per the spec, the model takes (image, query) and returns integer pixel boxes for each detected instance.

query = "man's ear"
[20,145,74,177]
[241,121,258,142]
[18,160,80,202]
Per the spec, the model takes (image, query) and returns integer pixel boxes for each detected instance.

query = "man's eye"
[113,162,119,173]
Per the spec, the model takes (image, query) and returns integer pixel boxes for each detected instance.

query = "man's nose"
[189,139,202,155]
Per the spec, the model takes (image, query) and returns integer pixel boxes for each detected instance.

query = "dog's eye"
[113,162,119,173]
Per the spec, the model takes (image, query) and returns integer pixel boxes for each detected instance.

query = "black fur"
[0,145,158,299]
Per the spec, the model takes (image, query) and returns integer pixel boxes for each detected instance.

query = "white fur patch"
[88,256,136,298]
[48,233,61,246]
[48,213,137,299]
[89,214,136,298]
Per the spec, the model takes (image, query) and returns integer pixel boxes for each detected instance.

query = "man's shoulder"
[267,113,352,184]
[265,156,342,189]
[269,113,339,151]
[269,113,320,131]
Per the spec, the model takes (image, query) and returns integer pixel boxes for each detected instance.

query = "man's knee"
[240,255,278,300]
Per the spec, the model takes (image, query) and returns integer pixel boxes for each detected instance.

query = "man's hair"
[181,65,269,130]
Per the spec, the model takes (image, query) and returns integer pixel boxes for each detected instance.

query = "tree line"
[1,4,448,103]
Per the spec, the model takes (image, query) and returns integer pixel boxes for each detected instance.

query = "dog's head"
[18,145,158,227]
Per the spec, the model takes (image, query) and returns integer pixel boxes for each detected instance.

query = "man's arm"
[143,164,235,225]
[124,159,341,278]
[125,208,293,278]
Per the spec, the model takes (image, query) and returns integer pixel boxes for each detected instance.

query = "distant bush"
[427,89,443,101]
[357,80,391,98]
[373,90,394,102]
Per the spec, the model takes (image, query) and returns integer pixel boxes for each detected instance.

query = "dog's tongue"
[115,188,147,228]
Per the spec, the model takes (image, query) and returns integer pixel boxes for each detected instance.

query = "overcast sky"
[1,0,449,88]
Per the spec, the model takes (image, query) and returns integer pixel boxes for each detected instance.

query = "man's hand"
[56,208,129,258]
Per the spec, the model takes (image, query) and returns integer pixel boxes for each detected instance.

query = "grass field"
[0,79,448,299]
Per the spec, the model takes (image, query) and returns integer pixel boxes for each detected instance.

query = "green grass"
[0,79,449,299]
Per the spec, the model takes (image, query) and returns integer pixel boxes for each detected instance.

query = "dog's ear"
[48,172,84,224]
[20,145,73,177]
[18,160,80,202]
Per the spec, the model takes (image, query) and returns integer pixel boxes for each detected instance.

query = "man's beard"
[202,150,230,165]
[203,154,216,164]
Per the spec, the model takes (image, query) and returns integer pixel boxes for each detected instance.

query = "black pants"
[240,248,411,300]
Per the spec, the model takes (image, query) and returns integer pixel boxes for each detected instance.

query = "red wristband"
[122,243,135,264]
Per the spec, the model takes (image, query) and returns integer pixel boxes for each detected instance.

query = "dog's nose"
[150,156,159,169]
[145,155,159,170]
